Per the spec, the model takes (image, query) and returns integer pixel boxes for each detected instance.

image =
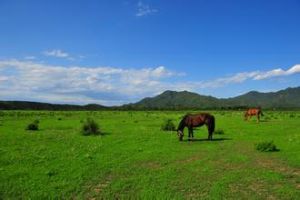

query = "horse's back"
[246,108,261,115]
[185,112,214,126]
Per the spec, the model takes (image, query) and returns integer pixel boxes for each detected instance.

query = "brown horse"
[177,113,215,141]
[244,107,264,122]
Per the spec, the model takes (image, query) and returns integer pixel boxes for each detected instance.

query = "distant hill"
[0,101,107,110]
[224,87,300,109]
[122,87,300,110]
[122,90,220,110]
[1,87,300,110]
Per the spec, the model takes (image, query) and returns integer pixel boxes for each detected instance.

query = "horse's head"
[177,130,184,141]
[244,112,248,120]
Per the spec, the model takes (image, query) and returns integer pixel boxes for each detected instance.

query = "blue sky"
[0,0,300,105]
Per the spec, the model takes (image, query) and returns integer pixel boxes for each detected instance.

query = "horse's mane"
[177,114,189,131]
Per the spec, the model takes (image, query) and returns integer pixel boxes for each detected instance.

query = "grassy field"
[0,110,300,199]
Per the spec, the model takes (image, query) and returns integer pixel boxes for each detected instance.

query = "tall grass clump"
[81,118,101,136]
[26,120,39,131]
[161,119,176,131]
[256,141,279,152]
[289,114,295,118]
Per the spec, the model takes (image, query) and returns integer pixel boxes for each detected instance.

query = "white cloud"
[194,64,300,89]
[0,59,299,105]
[253,64,300,80]
[0,59,181,105]
[0,76,9,82]
[136,1,158,17]
[43,49,69,58]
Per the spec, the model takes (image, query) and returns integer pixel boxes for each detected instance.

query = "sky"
[0,0,300,105]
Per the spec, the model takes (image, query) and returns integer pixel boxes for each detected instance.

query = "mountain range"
[1,86,300,110]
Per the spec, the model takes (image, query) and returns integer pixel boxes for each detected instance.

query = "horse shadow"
[182,137,232,142]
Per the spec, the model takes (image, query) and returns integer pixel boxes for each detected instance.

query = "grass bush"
[214,129,225,135]
[161,119,176,131]
[289,114,295,118]
[26,120,39,131]
[81,118,101,136]
[256,141,279,152]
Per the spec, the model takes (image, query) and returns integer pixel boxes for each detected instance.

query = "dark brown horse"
[177,113,215,141]
[244,107,264,122]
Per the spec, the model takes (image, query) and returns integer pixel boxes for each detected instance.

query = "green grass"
[0,111,300,199]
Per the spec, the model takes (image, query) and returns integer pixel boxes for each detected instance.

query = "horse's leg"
[206,125,211,140]
[209,129,212,140]
[191,128,194,138]
[188,127,192,140]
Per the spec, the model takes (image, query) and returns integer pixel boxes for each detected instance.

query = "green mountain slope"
[1,87,300,110]
[125,87,300,109]
[123,90,220,109]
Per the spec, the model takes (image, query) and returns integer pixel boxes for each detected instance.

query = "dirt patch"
[139,161,162,170]
[256,158,300,178]
[84,174,114,199]
[93,175,113,194]
[242,151,300,192]
[176,156,200,164]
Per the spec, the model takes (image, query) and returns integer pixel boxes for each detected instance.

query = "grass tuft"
[81,118,101,136]
[26,120,39,131]
[161,119,176,131]
[256,141,279,152]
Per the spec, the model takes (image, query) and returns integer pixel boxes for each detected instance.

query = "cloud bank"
[0,59,299,105]
[0,59,182,105]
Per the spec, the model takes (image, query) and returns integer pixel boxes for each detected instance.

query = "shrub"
[81,118,101,136]
[161,119,176,131]
[26,120,39,131]
[214,129,225,135]
[256,141,279,152]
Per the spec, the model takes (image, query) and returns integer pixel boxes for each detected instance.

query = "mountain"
[1,87,300,110]
[0,101,107,110]
[224,87,300,108]
[123,87,300,110]
[122,90,220,110]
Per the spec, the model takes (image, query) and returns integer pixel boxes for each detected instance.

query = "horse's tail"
[209,115,215,133]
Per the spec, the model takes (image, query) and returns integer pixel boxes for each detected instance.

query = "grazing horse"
[244,107,264,122]
[177,113,215,141]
